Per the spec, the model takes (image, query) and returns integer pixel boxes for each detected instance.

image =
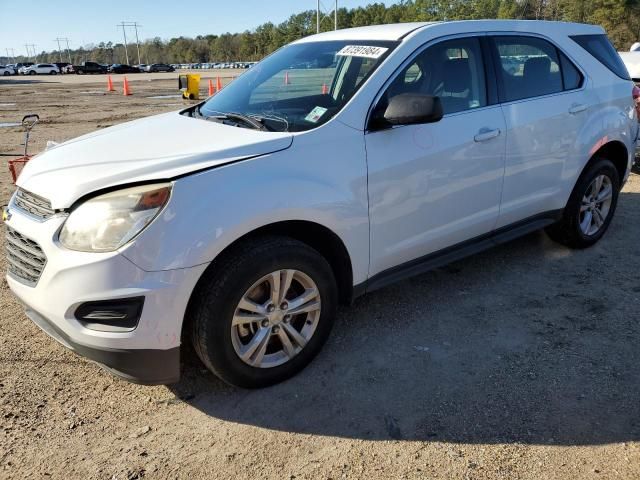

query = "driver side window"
[380,37,487,115]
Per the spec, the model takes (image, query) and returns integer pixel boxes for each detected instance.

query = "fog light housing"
[75,297,145,332]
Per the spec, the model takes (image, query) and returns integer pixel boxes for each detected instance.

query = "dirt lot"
[1,75,639,480]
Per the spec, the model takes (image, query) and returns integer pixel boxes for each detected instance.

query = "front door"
[366,36,507,277]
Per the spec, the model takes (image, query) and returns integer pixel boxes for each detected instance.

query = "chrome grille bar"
[13,188,55,220]
[5,227,47,286]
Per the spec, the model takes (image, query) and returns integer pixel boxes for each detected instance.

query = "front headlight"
[59,183,172,252]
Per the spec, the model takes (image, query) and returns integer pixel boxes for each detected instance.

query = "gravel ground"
[1,75,639,479]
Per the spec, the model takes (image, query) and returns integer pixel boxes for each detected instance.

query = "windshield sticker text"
[336,45,388,59]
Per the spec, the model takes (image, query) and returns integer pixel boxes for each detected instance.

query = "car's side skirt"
[354,209,563,298]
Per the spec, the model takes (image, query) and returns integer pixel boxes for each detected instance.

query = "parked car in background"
[73,61,107,74]
[0,65,13,76]
[4,21,636,389]
[619,51,640,82]
[134,64,147,72]
[23,64,60,75]
[4,64,18,74]
[108,64,141,74]
[16,62,35,74]
[54,62,70,73]
[146,63,175,72]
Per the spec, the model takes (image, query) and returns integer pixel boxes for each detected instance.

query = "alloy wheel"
[231,269,321,368]
[579,174,613,236]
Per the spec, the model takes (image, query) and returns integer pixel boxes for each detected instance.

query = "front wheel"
[28,70,36,75]
[546,157,620,248]
[190,236,338,388]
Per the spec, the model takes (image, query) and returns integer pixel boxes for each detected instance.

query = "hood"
[17,111,293,209]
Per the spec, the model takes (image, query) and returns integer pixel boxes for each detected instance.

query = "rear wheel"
[190,236,338,388]
[546,157,620,248]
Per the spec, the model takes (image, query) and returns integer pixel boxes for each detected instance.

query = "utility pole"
[133,22,142,65]
[54,38,63,62]
[316,1,338,33]
[64,38,72,64]
[25,44,37,62]
[117,22,142,65]
[117,22,130,65]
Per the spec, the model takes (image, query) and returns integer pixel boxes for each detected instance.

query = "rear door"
[489,35,589,227]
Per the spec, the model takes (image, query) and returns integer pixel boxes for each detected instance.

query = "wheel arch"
[181,220,355,347]
[588,140,629,187]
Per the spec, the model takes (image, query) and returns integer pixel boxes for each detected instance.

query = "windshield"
[197,40,397,132]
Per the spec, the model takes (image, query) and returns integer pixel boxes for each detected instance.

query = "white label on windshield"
[336,45,388,59]
[305,106,328,123]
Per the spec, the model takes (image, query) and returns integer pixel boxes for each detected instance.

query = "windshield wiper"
[200,108,269,131]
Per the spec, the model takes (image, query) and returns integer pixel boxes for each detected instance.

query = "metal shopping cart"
[1,114,39,184]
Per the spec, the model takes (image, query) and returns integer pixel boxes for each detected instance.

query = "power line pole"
[117,22,130,65]
[25,44,37,62]
[316,1,338,33]
[64,38,72,64]
[117,22,142,65]
[54,38,63,62]
[133,22,142,65]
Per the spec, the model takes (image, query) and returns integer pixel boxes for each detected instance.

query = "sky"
[0,0,400,57]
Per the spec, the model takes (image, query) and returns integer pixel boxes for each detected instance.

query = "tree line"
[5,0,640,66]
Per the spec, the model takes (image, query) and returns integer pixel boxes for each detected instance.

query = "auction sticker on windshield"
[305,106,328,123]
[336,45,389,59]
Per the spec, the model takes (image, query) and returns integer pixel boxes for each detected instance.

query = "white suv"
[22,63,60,75]
[4,21,637,388]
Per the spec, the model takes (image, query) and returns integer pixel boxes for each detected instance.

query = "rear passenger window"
[493,36,563,102]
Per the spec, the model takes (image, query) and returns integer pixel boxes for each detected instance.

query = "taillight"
[633,85,640,120]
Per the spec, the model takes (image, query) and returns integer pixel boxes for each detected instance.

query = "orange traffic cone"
[216,76,222,92]
[106,75,115,92]
[321,83,328,94]
[123,76,132,96]
[208,79,215,96]
[284,71,290,85]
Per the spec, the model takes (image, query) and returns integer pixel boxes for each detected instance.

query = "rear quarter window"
[571,34,630,80]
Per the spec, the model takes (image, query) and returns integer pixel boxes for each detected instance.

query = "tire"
[28,70,36,75]
[190,236,338,388]
[3,71,9,76]
[546,157,620,248]
[49,71,56,75]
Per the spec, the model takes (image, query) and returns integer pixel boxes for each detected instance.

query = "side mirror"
[370,94,443,130]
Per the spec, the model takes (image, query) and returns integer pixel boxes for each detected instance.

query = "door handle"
[569,103,588,115]
[474,128,501,142]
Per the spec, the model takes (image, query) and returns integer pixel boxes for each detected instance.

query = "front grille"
[5,227,47,286]
[13,188,55,220]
